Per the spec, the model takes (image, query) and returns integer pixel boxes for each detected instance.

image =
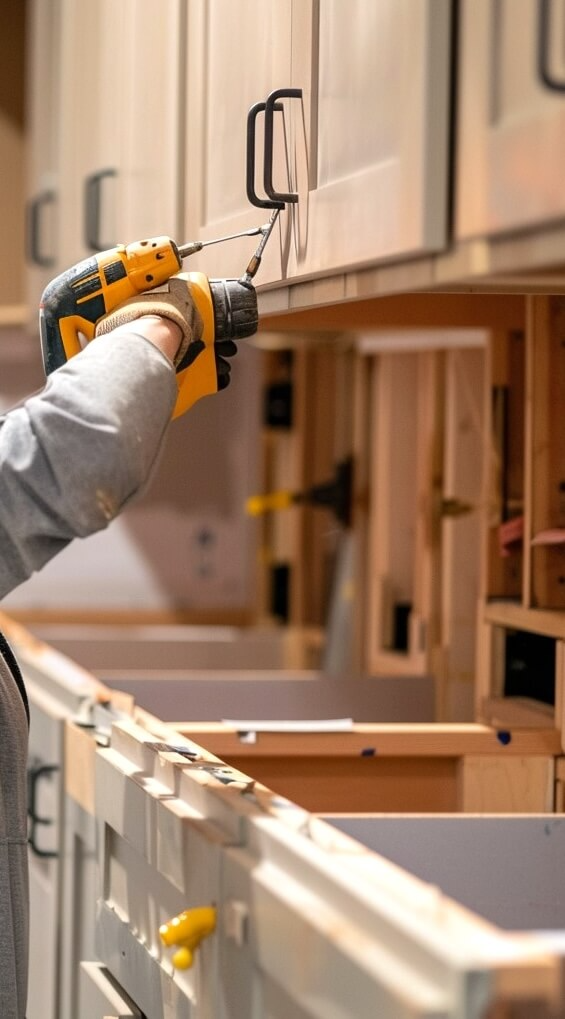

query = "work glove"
[94,275,204,367]
[94,274,238,418]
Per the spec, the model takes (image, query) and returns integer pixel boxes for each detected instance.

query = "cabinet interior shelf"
[484,600,565,640]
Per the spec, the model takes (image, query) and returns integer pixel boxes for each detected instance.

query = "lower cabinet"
[91,717,565,1019]
[10,620,565,1018]
[19,643,104,1019]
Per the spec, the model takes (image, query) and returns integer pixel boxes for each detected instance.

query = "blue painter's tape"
[496,730,512,746]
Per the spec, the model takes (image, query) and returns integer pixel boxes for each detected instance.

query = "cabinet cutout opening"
[503,628,555,707]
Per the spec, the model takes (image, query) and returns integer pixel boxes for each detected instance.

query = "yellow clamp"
[159,906,217,969]
[245,490,295,516]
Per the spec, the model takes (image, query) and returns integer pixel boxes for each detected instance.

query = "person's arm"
[0,318,182,599]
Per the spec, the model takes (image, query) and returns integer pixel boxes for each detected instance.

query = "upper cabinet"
[184,0,452,287]
[25,0,185,319]
[1,0,26,318]
[456,0,565,239]
[286,0,452,281]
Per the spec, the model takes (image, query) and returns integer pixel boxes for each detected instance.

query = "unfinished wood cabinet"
[477,296,565,749]
[171,721,558,815]
[251,340,356,643]
[365,344,486,719]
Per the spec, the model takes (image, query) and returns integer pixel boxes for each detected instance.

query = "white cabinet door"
[184,0,293,283]
[456,0,565,239]
[287,0,451,281]
[26,688,62,1019]
[95,720,252,1019]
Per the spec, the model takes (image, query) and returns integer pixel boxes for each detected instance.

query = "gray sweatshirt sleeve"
[0,332,177,599]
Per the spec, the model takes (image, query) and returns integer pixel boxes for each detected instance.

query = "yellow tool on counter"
[159,906,217,969]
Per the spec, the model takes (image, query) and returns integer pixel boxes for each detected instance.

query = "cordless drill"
[39,233,263,419]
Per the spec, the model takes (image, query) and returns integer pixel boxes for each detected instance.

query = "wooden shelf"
[484,600,565,640]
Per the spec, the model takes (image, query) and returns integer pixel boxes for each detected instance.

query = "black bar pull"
[263,87,302,204]
[26,190,56,268]
[27,763,60,859]
[246,101,284,209]
[538,0,565,92]
[84,168,117,251]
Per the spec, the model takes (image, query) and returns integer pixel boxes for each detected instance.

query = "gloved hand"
[94,275,203,367]
[94,275,238,393]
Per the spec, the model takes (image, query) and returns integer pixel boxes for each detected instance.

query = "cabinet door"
[287,0,451,281]
[25,0,62,316]
[115,0,184,243]
[26,687,65,1019]
[456,0,565,238]
[56,0,183,268]
[57,0,126,266]
[184,0,292,283]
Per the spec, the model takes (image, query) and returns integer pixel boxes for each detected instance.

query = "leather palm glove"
[95,274,238,417]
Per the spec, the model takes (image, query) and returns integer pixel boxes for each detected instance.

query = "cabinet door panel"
[57,0,126,266]
[184,0,292,283]
[117,0,184,242]
[288,0,451,280]
[25,0,63,314]
[456,0,565,238]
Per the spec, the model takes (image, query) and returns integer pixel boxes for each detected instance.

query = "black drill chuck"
[209,278,258,341]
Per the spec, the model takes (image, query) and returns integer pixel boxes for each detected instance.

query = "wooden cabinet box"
[170,719,559,815]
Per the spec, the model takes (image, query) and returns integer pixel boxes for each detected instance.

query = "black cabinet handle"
[27,763,59,859]
[246,88,303,209]
[538,0,565,91]
[26,190,56,268]
[264,87,302,204]
[246,101,284,209]
[84,168,117,251]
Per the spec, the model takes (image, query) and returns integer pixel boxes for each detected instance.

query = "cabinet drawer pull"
[263,87,302,205]
[84,168,117,251]
[26,190,56,268]
[27,763,59,859]
[246,101,284,209]
[538,0,565,92]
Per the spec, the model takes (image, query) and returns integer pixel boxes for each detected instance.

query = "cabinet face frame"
[456,0,565,239]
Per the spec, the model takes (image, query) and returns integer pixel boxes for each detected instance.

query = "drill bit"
[177,226,265,260]
[241,209,280,283]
